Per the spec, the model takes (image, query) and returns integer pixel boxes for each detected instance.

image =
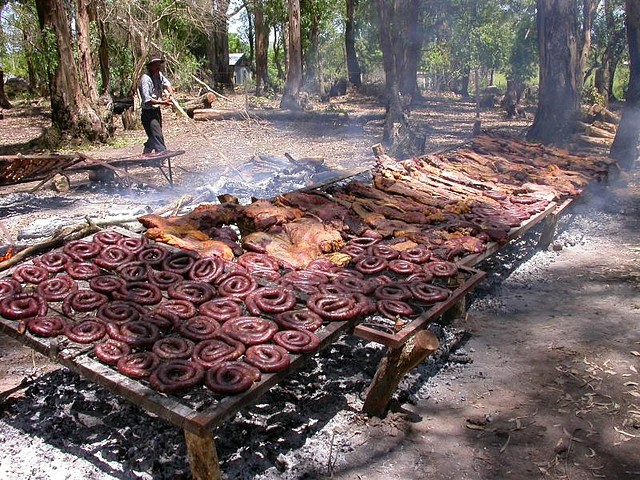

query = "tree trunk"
[280,0,302,109]
[378,0,404,143]
[610,0,640,170]
[206,0,233,92]
[272,25,285,82]
[527,0,580,145]
[0,69,12,109]
[97,14,111,95]
[501,79,525,118]
[303,12,321,93]
[254,2,269,95]
[345,0,361,89]
[76,0,99,103]
[35,0,109,142]
[459,69,470,98]
[23,30,37,93]
[578,0,599,91]
[244,1,255,67]
[396,0,423,100]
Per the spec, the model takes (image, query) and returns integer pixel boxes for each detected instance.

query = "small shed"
[229,53,251,85]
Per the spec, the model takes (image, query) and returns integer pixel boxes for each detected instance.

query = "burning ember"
[0,245,18,262]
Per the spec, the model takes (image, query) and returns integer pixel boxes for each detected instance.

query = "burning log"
[362,330,440,418]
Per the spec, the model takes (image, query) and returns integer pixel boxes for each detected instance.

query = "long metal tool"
[168,96,250,183]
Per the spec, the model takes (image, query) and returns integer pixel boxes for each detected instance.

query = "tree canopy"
[0,0,635,154]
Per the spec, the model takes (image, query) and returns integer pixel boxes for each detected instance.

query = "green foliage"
[228,33,249,56]
[613,62,629,100]
[583,84,607,106]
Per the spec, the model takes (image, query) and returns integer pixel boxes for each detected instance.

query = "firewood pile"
[574,104,620,149]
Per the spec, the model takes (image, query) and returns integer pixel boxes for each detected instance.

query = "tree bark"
[273,24,285,82]
[378,0,404,143]
[76,0,99,103]
[0,69,12,109]
[97,5,111,96]
[207,0,233,91]
[610,0,640,170]
[35,0,109,142]
[280,0,302,109]
[396,0,423,99]
[345,0,361,89]
[527,0,580,145]
[303,11,321,93]
[578,0,600,90]
[254,1,269,96]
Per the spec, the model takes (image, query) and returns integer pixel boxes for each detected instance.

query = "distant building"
[229,53,251,85]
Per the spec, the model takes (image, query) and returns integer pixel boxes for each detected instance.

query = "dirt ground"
[0,93,639,479]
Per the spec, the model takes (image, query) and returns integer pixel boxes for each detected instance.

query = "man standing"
[138,57,174,154]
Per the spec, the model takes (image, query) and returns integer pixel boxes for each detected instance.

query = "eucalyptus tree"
[610,0,640,169]
[0,0,11,108]
[280,0,302,108]
[590,0,626,102]
[345,0,361,88]
[34,0,111,141]
[527,0,581,144]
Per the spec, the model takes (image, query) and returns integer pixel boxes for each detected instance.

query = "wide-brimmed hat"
[147,57,165,66]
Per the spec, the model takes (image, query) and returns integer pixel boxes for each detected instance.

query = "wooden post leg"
[184,429,223,480]
[362,330,440,418]
[537,211,559,250]
[167,156,174,186]
[442,295,466,324]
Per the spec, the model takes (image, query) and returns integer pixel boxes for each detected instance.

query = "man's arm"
[139,75,172,107]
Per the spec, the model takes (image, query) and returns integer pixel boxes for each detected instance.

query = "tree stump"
[122,108,140,130]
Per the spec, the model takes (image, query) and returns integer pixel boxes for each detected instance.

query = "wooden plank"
[68,355,202,431]
[0,316,91,361]
[353,267,485,349]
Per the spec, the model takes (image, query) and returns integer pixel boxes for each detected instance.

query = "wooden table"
[72,150,186,187]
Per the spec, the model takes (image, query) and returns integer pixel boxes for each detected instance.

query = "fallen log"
[362,330,440,418]
[574,134,612,148]
[193,108,384,124]
[592,120,617,134]
[585,124,616,140]
[183,93,217,117]
[587,104,620,124]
